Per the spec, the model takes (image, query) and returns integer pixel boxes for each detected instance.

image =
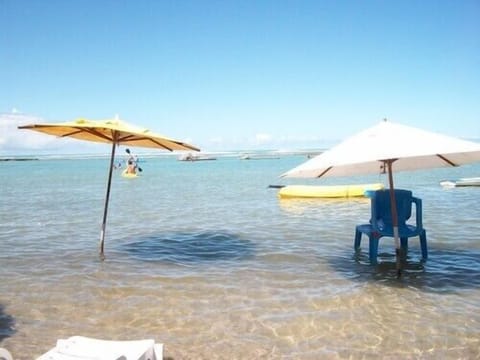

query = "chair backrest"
[371,189,413,227]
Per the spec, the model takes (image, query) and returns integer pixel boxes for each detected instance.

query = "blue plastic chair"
[354,189,427,264]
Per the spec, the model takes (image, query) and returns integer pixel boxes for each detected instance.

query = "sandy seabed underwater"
[1,154,480,359]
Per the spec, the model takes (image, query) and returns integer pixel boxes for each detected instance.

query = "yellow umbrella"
[18,117,200,259]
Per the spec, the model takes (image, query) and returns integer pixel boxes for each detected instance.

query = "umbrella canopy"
[281,119,480,275]
[18,117,200,151]
[19,117,200,259]
[282,120,480,179]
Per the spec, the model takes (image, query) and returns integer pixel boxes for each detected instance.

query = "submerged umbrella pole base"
[99,228,106,261]
[395,248,402,278]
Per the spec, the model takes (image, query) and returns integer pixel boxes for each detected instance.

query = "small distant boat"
[240,154,280,160]
[178,153,217,161]
[278,183,384,199]
[440,177,480,188]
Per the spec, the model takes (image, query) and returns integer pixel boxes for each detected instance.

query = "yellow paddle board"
[278,183,384,199]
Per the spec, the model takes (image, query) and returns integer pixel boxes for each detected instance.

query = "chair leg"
[419,230,428,260]
[368,236,379,264]
[354,229,362,251]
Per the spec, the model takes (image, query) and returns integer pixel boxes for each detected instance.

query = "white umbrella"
[281,119,480,275]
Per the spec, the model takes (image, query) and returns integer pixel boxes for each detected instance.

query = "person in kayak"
[124,148,142,174]
[125,159,136,174]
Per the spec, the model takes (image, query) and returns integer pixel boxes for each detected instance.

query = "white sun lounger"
[0,348,13,360]
[37,336,163,360]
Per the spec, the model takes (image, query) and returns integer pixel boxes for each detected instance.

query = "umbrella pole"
[100,141,117,260]
[386,160,402,277]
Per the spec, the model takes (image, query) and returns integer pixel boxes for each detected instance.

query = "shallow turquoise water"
[1,154,480,359]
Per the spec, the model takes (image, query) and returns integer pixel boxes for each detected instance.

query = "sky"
[1,0,479,154]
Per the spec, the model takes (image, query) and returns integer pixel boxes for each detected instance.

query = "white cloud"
[192,132,330,151]
[253,133,272,145]
[0,111,105,155]
[0,112,53,151]
[207,136,224,145]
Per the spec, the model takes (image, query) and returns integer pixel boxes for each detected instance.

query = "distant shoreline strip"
[0,158,39,161]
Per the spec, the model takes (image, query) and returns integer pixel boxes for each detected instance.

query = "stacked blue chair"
[354,189,427,264]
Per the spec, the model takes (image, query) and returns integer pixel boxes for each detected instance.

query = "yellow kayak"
[121,170,139,178]
[278,183,384,199]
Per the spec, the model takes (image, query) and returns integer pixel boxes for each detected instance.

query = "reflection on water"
[278,196,370,217]
[1,157,480,359]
